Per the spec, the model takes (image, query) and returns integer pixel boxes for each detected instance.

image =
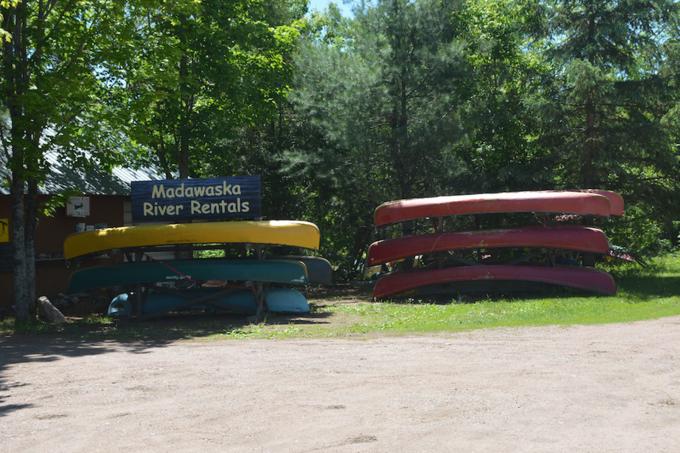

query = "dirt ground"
[1,317,680,453]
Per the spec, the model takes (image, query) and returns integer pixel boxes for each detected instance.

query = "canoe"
[107,290,258,317]
[64,220,320,259]
[373,265,616,299]
[536,190,624,216]
[271,256,333,285]
[575,190,624,216]
[367,226,609,266]
[107,288,310,317]
[265,288,310,313]
[68,259,308,293]
[374,191,612,227]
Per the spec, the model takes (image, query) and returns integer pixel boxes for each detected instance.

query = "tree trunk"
[398,66,410,197]
[177,18,191,179]
[25,178,38,313]
[11,172,29,322]
[4,0,34,324]
[386,0,411,202]
[581,95,595,188]
[582,9,596,188]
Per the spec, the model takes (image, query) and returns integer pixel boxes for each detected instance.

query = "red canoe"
[367,226,609,266]
[373,265,616,299]
[542,190,624,216]
[374,191,613,227]
[580,190,624,216]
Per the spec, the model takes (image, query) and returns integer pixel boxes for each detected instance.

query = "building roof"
[1,151,163,195]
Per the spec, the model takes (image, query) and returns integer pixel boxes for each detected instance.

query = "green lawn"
[2,253,679,341]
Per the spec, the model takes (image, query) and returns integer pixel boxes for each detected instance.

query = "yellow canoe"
[64,220,320,259]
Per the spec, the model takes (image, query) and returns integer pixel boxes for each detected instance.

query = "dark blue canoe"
[272,256,333,285]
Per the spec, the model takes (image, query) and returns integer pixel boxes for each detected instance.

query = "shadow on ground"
[616,275,680,299]
[307,283,373,301]
[0,309,334,418]
[0,334,119,418]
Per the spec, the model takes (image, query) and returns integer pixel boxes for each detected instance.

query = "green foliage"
[0,0,20,43]
[120,0,305,178]
[521,0,680,255]
[456,0,551,192]
[606,205,673,257]
[287,0,476,276]
[247,0,679,270]
[1,0,139,184]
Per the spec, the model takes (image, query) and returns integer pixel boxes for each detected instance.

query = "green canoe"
[68,259,308,293]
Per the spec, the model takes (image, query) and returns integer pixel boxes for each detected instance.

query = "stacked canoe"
[367,190,624,299]
[63,220,332,317]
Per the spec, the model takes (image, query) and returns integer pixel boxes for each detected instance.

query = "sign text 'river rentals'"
[131,176,261,222]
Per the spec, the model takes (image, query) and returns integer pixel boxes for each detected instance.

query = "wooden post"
[134,285,143,318]
[253,282,266,323]
[134,251,144,318]
[433,217,445,268]
[253,244,267,323]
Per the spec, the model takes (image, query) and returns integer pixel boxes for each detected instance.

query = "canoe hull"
[367,226,610,266]
[574,190,624,216]
[271,256,333,285]
[265,288,310,313]
[537,190,624,216]
[373,265,616,299]
[374,191,613,227]
[68,259,308,293]
[64,220,320,260]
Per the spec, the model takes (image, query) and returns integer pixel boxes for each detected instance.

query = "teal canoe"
[69,259,308,293]
[264,288,310,313]
[107,288,310,317]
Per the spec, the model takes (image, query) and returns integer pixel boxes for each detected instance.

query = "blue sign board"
[131,176,261,222]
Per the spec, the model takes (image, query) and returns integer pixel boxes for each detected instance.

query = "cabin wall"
[0,195,129,311]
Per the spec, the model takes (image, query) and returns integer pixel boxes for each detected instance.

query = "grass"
[2,253,679,341]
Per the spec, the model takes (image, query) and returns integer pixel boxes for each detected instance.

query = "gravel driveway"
[2,317,680,452]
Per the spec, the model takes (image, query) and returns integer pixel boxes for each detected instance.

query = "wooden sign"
[131,176,261,222]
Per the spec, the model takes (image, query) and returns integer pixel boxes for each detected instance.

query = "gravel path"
[2,317,680,452]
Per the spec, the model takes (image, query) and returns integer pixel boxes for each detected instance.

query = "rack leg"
[134,285,143,318]
[253,282,267,323]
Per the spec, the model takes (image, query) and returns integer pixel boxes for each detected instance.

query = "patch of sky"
[308,0,355,17]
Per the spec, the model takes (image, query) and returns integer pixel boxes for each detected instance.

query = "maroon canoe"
[374,191,612,227]
[373,265,616,299]
[367,226,609,266]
